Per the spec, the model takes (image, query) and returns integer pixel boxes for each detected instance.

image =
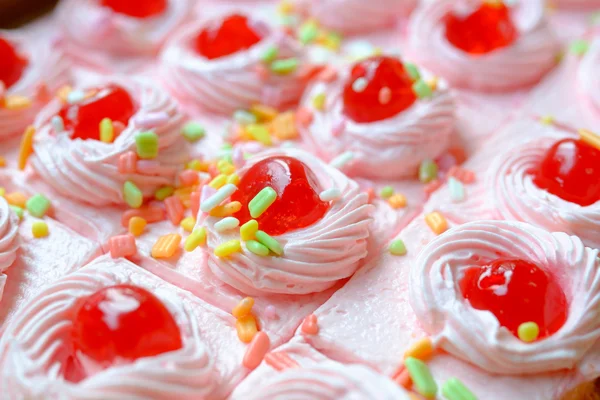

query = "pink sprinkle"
[264,305,278,320]
[179,169,199,187]
[121,205,165,227]
[254,64,270,81]
[164,196,184,225]
[243,332,271,370]
[190,191,201,218]
[331,118,346,137]
[201,185,217,204]
[365,187,375,203]
[113,121,126,137]
[118,151,137,174]
[378,87,392,105]
[108,234,137,258]
[135,112,169,129]
[232,147,245,169]
[35,82,50,102]
[424,179,443,197]
[136,160,162,175]
[264,351,299,371]
[448,166,475,184]
[436,153,457,172]
[301,314,319,335]
[208,163,219,178]
[295,107,314,127]
[318,66,338,82]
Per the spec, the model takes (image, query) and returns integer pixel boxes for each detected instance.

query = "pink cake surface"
[1,0,600,399]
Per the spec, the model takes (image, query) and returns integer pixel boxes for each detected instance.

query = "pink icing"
[0,198,19,302]
[576,37,600,123]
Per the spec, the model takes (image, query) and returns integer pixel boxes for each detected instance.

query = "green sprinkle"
[246,240,270,256]
[261,45,279,63]
[99,118,114,143]
[9,205,24,220]
[124,181,143,209]
[419,159,438,183]
[389,239,407,256]
[249,187,277,218]
[135,131,159,159]
[271,58,299,75]
[404,62,421,81]
[246,124,272,146]
[570,39,590,56]
[442,378,477,400]
[182,122,205,142]
[25,194,51,218]
[412,79,433,99]
[255,230,283,256]
[405,357,438,398]
[233,110,257,125]
[380,186,394,199]
[299,21,319,44]
[221,143,233,150]
[187,159,202,171]
[155,186,175,201]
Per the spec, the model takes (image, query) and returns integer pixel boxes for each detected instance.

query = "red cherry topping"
[532,138,600,207]
[72,285,183,366]
[445,2,518,55]
[460,258,568,340]
[342,56,417,123]
[195,14,264,60]
[231,156,330,236]
[100,0,167,18]
[0,37,28,89]
[58,85,136,141]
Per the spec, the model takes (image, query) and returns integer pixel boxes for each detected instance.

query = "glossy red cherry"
[71,285,183,366]
[195,14,264,60]
[532,138,600,207]
[101,0,167,18]
[0,37,28,89]
[445,2,518,55]
[59,85,136,141]
[342,56,417,123]
[232,156,330,236]
[460,258,568,340]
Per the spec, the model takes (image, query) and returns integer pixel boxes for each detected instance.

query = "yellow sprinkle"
[518,322,540,343]
[232,297,255,319]
[32,221,49,238]
[227,173,241,186]
[99,118,114,143]
[388,193,407,209]
[180,216,196,232]
[209,201,242,217]
[404,338,434,361]
[18,125,36,170]
[278,0,294,14]
[425,211,448,235]
[5,192,28,208]
[128,216,147,237]
[247,124,272,146]
[427,76,438,92]
[0,156,6,167]
[4,95,32,110]
[217,159,235,175]
[240,219,259,241]
[236,314,258,343]
[312,93,326,111]
[270,111,298,140]
[250,104,278,122]
[214,239,242,258]
[0,187,5,197]
[57,85,72,103]
[579,129,600,151]
[209,174,228,189]
[184,227,207,252]
[540,115,554,125]
[372,47,383,56]
[151,233,181,258]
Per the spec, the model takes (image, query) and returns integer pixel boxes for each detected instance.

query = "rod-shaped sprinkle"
[201,184,238,213]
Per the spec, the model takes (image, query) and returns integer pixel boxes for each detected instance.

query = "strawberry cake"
[1,0,600,399]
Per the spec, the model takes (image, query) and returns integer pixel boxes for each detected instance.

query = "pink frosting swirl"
[407,0,559,91]
[0,31,71,139]
[554,0,600,8]
[242,362,410,400]
[0,198,19,301]
[0,256,225,399]
[576,37,600,121]
[29,76,188,206]
[199,148,372,295]
[160,14,316,114]
[410,220,600,375]
[299,65,455,179]
[294,0,417,34]
[57,0,192,71]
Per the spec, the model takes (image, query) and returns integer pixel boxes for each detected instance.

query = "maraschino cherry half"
[460,258,568,340]
[445,1,518,55]
[0,37,28,90]
[71,285,183,369]
[532,138,600,207]
[232,156,330,236]
[195,14,264,60]
[100,0,167,18]
[58,85,136,141]
[343,56,417,123]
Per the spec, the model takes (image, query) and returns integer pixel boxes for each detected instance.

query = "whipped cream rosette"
[410,220,600,375]
[0,256,244,399]
[0,32,70,139]
[0,198,19,302]
[299,57,455,179]
[160,12,317,114]
[57,0,192,71]
[407,0,559,91]
[198,148,372,295]
[554,0,600,8]
[576,37,600,122]
[29,77,187,206]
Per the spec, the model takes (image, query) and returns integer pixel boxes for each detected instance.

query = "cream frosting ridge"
[299,65,455,179]
[410,220,600,375]
[29,76,187,206]
[198,148,372,295]
[576,37,600,119]
[0,198,19,302]
[407,0,559,91]
[160,14,315,114]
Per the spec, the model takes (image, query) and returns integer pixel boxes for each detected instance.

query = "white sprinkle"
[319,188,342,202]
[134,112,169,129]
[200,184,238,213]
[214,217,240,232]
[352,78,368,93]
[448,177,465,203]
[281,141,296,148]
[330,151,355,169]
[67,90,85,105]
[233,110,257,125]
[51,115,64,132]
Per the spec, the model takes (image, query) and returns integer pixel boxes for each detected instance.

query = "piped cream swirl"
[299,66,455,179]
[576,37,600,119]
[0,256,221,399]
[199,148,372,295]
[0,197,19,302]
[30,76,187,206]
[410,220,600,374]
[407,0,559,91]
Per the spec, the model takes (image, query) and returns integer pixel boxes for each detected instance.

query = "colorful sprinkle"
[312,93,327,110]
[214,216,240,232]
[66,90,85,104]
[155,186,175,201]
[236,314,258,343]
[301,314,319,335]
[388,193,407,209]
[299,20,319,44]
[25,194,51,218]
[99,118,114,143]
[243,331,271,369]
[419,159,438,183]
[108,234,137,258]
[51,115,64,132]
[441,378,477,400]
[5,192,27,208]
[232,297,255,319]
[412,79,433,99]
[569,39,590,55]
[271,58,299,75]
[32,221,49,238]
[448,166,475,184]
[249,187,277,218]
[180,216,196,232]
[255,230,283,256]
[579,129,600,151]
[234,110,258,125]
[271,111,298,140]
[240,219,259,241]
[123,181,143,209]
[425,211,448,235]
[200,183,238,213]
[151,233,181,258]
[135,131,159,159]
[261,45,279,63]
[405,357,438,398]
[121,204,165,227]
[18,125,35,170]
[404,62,421,81]
[518,321,539,343]
[165,195,185,225]
[389,239,407,256]
[118,151,138,174]
[214,239,242,258]
[250,104,278,122]
[4,95,32,110]
[540,115,554,125]
[10,206,24,220]
[380,186,394,199]
[448,177,465,203]
[128,216,147,237]
[246,239,270,256]
[184,227,207,252]
[319,188,341,202]
[246,124,272,146]
[330,151,354,169]
[404,337,433,361]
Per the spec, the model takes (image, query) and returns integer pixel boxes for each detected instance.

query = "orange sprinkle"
[424,179,443,196]
[18,125,35,170]
[270,111,298,140]
[388,193,407,209]
[128,216,147,237]
[250,104,278,122]
[4,192,28,208]
[151,233,181,259]
[209,201,242,217]
[236,314,258,343]
[404,337,434,361]
[392,366,412,389]
[0,156,6,167]
[232,297,255,319]
[425,211,448,235]
[447,166,475,184]
[295,106,314,127]
[579,129,600,151]
[301,314,319,335]
[264,351,300,371]
[243,331,271,369]
[57,85,72,103]
[4,95,32,110]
